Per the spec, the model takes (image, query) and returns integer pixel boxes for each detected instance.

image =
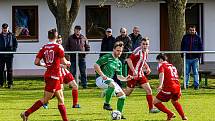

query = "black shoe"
[194,86,199,90]
[82,86,88,89]
[7,85,13,89]
[121,115,126,119]
[103,103,113,111]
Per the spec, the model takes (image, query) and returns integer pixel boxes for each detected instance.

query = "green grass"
[0,78,215,121]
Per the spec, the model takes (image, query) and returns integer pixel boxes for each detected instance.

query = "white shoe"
[20,112,28,121]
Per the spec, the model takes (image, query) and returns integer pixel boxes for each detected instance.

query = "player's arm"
[94,63,107,80]
[143,62,151,75]
[117,75,132,82]
[127,58,137,76]
[34,58,46,67]
[158,72,164,92]
[60,57,71,67]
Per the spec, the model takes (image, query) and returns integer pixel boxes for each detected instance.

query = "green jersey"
[96,53,122,78]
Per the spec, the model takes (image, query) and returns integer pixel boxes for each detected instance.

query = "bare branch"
[47,0,58,18]
[69,0,80,23]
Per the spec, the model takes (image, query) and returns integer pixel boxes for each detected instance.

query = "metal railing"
[1,51,215,89]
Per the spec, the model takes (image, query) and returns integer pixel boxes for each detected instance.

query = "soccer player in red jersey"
[124,37,159,113]
[43,35,80,109]
[154,53,187,121]
[20,29,71,121]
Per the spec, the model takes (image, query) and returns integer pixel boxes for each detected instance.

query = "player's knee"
[109,82,115,88]
[118,94,126,99]
[72,86,78,90]
[171,99,178,104]
[145,88,152,95]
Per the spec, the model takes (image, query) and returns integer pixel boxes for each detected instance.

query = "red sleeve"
[129,53,135,60]
[36,48,44,59]
[158,65,164,73]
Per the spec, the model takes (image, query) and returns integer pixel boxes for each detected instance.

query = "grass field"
[0,78,215,121]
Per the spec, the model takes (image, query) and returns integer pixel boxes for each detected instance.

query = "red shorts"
[63,73,75,84]
[44,75,61,93]
[156,90,181,102]
[127,76,148,88]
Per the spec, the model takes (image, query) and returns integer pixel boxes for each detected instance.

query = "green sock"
[117,97,125,112]
[105,87,115,104]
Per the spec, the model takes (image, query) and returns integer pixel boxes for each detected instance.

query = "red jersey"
[61,67,70,78]
[128,46,149,77]
[36,42,64,79]
[157,61,180,92]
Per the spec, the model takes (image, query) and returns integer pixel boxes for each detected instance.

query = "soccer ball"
[111,110,121,120]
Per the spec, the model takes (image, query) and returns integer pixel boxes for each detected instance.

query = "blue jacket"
[181,33,203,59]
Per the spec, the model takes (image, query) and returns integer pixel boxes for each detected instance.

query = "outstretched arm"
[157,72,164,92]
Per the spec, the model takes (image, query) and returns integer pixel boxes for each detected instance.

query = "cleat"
[182,116,188,120]
[149,108,160,113]
[20,112,28,121]
[72,104,81,108]
[43,103,48,109]
[103,103,113,111]
[121,115,126,120]
[167,112,176,121]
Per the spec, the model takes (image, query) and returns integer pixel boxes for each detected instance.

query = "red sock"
[72,89,78,105]
[25,100,43,117]
[154,102,172,115]
[173,101,185,118]
[58,104,68,121]
[146,95,153,110]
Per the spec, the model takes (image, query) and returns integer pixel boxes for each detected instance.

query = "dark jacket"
[181,33,203,59]
[129,33,142,51]
[66,34,90,60]
[100,35,116,57]
[116,35,132,62]
[0,32,18,57]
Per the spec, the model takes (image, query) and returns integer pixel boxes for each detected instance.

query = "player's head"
[156,53,168,62]
[48,28,58,41]
[140,37,149,51]
[56,35,62,44]
[188,25,196,35]
[113,41,124,58]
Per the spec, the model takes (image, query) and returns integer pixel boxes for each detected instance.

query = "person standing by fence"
[181,25,203,89]
[0,23,18,88]
[66,25,90,89]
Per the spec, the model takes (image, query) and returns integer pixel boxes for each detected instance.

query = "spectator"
[115,28,132,87]
[66,25,90,89]
[181,25,203,89]
[0,23,18,88]
[100,28,116,57]
[129,26,143,51]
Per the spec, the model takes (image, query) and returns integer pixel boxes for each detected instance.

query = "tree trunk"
[167,0,187,76]
[47,0,80,48]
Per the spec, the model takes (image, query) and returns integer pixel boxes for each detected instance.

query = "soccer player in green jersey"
[94,41,132,119]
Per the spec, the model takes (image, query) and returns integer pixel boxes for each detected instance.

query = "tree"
[47,0,80,47]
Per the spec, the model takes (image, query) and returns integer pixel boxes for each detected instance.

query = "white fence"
[1,51,215,89]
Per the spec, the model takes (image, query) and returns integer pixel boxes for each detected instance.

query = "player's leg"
[115,83,126,118]
[124,87,134,96]
[21,90,53,121]
[185,59,192,88]
[141,82,159,113]
[55,89,69,121]
[171,93,187,120]
[96,76,113,111]
[68,80,80,108]
[124,79,136,96]
[153,92,175,120]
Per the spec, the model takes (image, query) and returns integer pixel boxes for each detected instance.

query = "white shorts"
[96,76,123,93]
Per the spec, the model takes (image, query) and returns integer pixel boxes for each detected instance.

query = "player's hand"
[126,75,133,81]
[145,69,151,75]
[157,86,162,92]
[101,75,107,80]
[132,71,138,79]
[66,61,71,67]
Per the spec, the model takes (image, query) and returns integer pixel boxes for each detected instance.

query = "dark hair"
[188,25,196,29]
[113,41,124,49]
[2,23,8,29]
[156,53,168,61]
[48,28,57,39]
[74,25,81,30]
[58,35,62,39]
[141,37,149,42]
